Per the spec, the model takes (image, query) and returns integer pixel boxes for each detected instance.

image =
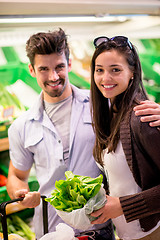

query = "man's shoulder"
[11,94,42,127]
[71,85,90,100]
[78,88,90,94]
[10,110,30,129]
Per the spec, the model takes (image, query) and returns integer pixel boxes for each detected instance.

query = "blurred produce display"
[139,39,160,103]
[0,215,35,240]
[0,83,26,139]
[0,83,26,122]
[0,47,40,239]
[0,174,7,187]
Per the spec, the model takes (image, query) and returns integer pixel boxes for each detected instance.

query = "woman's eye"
[95,68,103,73]
[113,68,120,72]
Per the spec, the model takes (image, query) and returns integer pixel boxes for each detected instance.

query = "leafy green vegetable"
[45,171,103,212]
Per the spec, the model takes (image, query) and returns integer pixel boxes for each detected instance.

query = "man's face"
[29,52,72,103]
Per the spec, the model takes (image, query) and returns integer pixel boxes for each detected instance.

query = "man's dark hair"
[26,28,70,67]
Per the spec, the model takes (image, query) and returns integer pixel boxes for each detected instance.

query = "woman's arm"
[90,195,123,224]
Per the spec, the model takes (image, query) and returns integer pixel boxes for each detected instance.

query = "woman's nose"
[103,71,111,81]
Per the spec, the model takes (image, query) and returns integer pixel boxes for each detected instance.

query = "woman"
[89,36,160,240]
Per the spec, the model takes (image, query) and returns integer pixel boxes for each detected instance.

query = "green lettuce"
[45,171,103,212]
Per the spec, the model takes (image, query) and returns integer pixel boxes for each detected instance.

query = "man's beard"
[44,78,66,98]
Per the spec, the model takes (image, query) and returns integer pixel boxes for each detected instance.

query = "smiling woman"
[89,36,160,240]
[94,49,133,103]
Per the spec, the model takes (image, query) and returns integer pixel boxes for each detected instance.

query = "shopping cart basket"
[0,196,48,240]
[0,196,91,240]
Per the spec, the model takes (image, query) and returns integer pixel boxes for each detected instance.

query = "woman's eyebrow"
[95,64,103,67]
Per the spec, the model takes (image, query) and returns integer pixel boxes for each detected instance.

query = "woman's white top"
[103,141,160,240]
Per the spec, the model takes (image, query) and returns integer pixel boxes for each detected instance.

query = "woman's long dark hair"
[90,40,148,166]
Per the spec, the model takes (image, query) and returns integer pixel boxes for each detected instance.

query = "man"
[6,28,160,240]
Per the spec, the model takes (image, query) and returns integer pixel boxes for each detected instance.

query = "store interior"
[0,0,160,239]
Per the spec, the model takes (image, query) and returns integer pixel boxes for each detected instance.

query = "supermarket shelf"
[0,138,9,152]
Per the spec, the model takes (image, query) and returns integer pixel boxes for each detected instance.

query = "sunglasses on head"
[93,36,133,50]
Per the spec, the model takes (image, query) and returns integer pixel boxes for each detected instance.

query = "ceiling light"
[0,15,128,24]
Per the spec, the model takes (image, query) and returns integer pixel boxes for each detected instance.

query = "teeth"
[103,85,115,89]
[48,83,59,87]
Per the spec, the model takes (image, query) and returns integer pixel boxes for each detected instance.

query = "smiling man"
[28,52,72,101]
[6,29,115,240]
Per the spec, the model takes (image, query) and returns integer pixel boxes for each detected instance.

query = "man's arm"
[7,161,40,208]
[134,100,160,127]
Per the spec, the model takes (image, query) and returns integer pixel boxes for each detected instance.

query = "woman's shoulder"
[130,106,160,139]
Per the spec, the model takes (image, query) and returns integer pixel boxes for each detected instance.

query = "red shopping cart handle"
[77,236,89,240]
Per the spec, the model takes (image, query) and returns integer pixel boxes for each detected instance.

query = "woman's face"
[94,49,133,103]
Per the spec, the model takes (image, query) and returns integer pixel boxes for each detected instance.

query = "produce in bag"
[45,171,107,230]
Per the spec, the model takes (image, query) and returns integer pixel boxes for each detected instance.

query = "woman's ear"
[28,64,36,78]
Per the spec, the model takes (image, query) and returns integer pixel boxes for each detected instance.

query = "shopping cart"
[0,196,48,240]
[0,196,91,240]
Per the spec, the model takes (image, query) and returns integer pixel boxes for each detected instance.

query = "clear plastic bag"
[39,223,76,240]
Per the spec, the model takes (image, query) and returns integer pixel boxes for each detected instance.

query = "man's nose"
[49,70,59,80]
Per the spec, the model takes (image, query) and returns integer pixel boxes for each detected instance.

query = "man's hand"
[90,195,123,224]
[134,100,160,127]
[15,189,41,208]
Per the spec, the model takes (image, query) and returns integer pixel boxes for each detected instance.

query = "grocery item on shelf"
[0,175,7,187]
[0,233,26,240]
[0,83,26,122]
[0,83,26,139]
[0,121,12,139]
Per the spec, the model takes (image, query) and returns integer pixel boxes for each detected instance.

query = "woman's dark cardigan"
[119,109,160,232]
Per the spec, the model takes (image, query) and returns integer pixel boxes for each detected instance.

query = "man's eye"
[57,65,65,70]
[39,67,48,71]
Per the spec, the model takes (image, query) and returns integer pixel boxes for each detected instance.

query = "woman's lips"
[102,84,117,89]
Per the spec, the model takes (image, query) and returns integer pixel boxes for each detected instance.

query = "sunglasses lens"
[94,37,109,47]
[111,36,132,49]
[94,36,132,50]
